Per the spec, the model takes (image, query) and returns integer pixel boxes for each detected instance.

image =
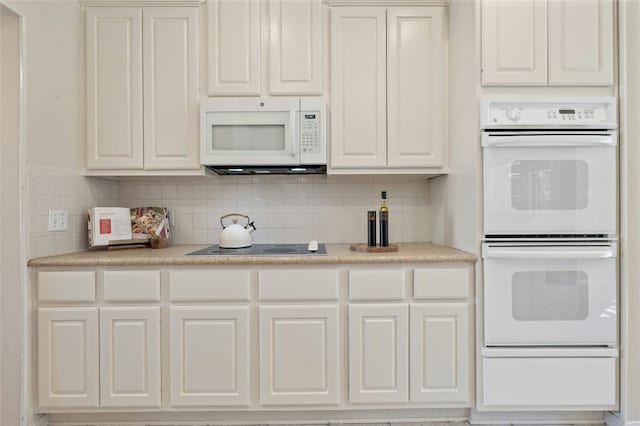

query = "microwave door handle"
[290,109,299,160]
[482,135,616,147]
[484,247,616,259]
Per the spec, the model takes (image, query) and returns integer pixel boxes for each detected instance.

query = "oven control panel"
[480,98,617,128]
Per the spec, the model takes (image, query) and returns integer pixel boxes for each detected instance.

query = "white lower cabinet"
[410,303,470,403]
[99,307,161,407]
[348,304,409,403]
[35,263,475,413]
[169,306,250,406]
[37,308,100,408]
[259,305,340,405]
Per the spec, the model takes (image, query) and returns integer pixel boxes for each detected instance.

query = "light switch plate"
[48,209,69,232]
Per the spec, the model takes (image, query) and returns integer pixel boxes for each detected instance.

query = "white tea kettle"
[219,213,256,248]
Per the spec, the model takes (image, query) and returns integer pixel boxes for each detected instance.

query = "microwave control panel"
[301,112,321,153]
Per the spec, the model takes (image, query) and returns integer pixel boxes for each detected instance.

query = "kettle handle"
[220,213,250,228]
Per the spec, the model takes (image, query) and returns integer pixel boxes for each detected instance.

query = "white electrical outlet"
[48,209,69,232]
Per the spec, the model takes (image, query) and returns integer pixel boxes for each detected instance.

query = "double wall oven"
[480,98,618,410]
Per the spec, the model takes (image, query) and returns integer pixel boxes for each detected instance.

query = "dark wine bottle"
[379,191,389,246]
[367,210,376,247]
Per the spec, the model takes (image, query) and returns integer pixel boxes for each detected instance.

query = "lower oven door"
[483,242,617,346]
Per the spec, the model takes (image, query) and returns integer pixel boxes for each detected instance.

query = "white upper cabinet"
[481,0,614,86]
[207,0,324,96]
[330,7,387,168]
[387,7,446,168]
[85,5,201,174]
[86,8,144,169]
[268,0,323,95]
[547,0,614,85]
[330,6,447,173]
[207,0,262,95]
[481,0,547,85]
[143,8,200,169]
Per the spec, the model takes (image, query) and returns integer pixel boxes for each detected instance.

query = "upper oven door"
[483,131,617,237]
[483,242,617,346]
[200,98,300,166]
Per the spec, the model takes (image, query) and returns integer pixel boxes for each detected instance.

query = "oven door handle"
[483,246,617,259]
[482,135,616,147]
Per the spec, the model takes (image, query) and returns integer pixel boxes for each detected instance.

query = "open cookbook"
[88,207,170,247]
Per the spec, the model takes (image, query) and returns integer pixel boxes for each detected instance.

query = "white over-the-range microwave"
[200,97,326,175]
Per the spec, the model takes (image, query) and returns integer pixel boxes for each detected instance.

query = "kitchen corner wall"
[118,175,432,246]
[28,164,119,258]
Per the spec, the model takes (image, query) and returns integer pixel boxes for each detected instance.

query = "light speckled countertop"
[28,242,476,267]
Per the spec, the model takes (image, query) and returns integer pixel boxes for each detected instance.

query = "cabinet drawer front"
[104,271,160,302]
[483,357,617,408]
[413,268,470,300]
[38,271,96,303]
[259,270,338,301]
[349,270,405,301]
[170,270,250,302]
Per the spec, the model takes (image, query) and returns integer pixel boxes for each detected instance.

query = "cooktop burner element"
[186,243,327,256]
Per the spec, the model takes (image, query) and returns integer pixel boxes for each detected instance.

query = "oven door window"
[510,160,589,211]
[511,271,589,321]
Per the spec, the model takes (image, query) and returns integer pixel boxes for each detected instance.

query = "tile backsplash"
[28,169,432,258]
[28,164,120,258]
[118,175,432,246]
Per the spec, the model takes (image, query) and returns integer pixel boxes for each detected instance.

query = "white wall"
[618,1,640,423]
[13,0,84,170]
[1,5,23,425]
[4,0,120,259]
[430,0,480,255]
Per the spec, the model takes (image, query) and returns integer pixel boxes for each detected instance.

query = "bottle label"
[380,211,388,221]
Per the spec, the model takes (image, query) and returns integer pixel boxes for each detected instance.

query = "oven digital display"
[304,114,316,119]
[559,109,576,115]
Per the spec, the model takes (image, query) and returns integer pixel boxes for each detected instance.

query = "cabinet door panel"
[268,0,323,95]
[548,0,613,85]
[481,0,547,85]
[86,7,143,169]
[208,0,262,95]
[349,304,409,404]
[387,7,446,168]
[143,7,200,169]
[330,7,387,168]
[260,305,340,405]
[410,303,471,404]
[170,306,250,406]
[100,307,161,407]
[38,308,99,408]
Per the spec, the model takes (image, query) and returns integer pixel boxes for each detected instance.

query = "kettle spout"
[247,221,257,234]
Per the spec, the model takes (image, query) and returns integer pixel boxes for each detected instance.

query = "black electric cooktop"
[186,243,327,256]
